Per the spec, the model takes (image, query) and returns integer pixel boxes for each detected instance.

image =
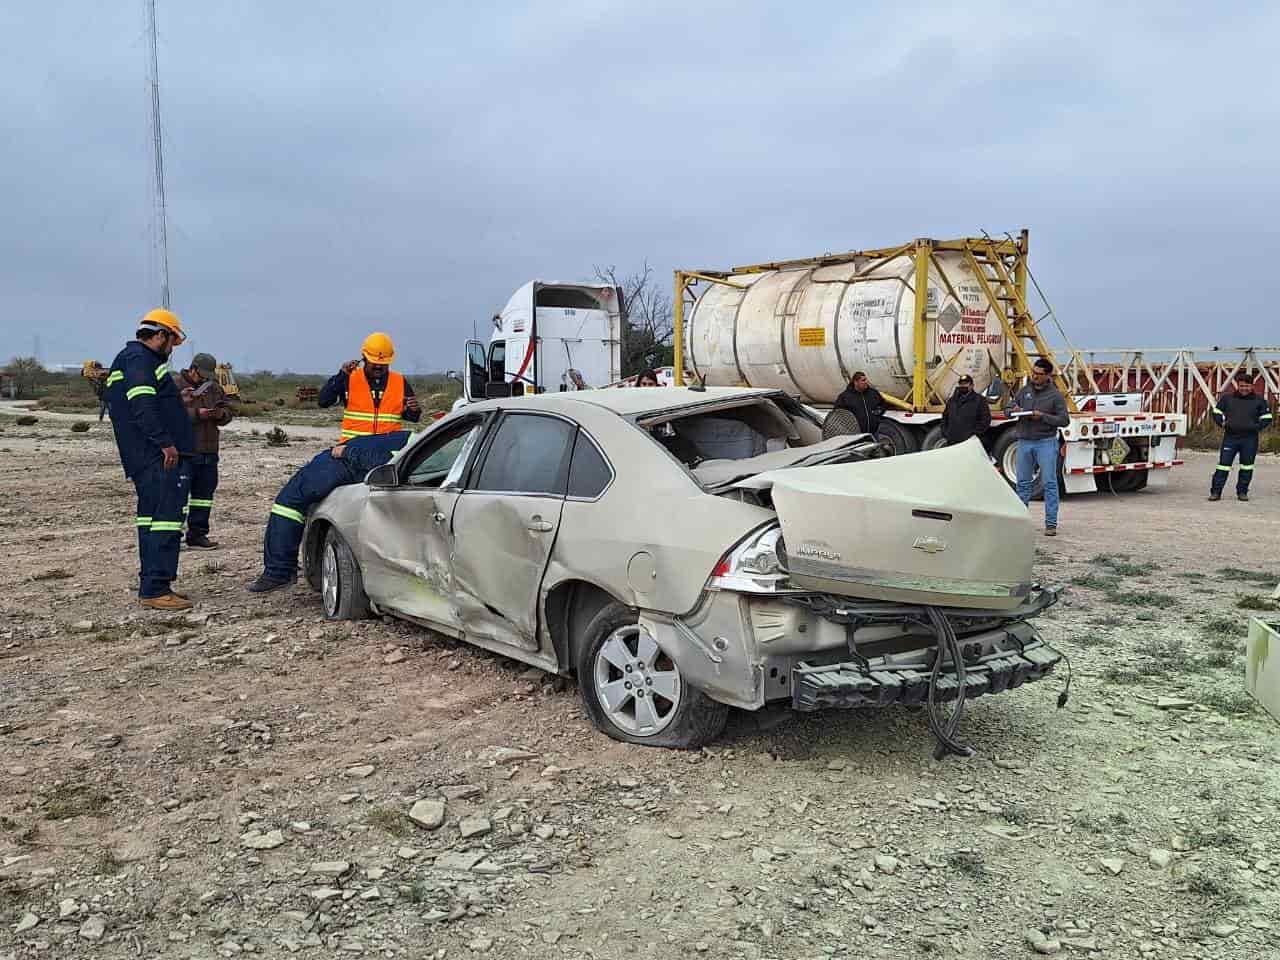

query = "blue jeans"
[1211,432,1259,495]
[133,459,191,598]
[1016,436,1059,528]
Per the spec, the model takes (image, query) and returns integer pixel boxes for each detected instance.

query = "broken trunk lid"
[740,439,1036,610]
[696,435,879,492]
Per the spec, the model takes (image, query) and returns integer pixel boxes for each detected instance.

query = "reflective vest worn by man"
[105,308,197,610]
[245,431,412,594]
[317,332,422,439]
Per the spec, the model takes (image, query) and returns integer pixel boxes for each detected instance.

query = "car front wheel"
[321,527,370,621]
[575,601,727,749]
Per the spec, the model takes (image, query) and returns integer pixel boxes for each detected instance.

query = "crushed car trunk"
[737,438,1035,610]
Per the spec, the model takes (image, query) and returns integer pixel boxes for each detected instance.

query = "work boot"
[1044,527,1057,537]
[1207,493,1221,501]
[186,533,219,550]
[246,574,294,594]
[140,593,193,611]
[1238,493,1250,502]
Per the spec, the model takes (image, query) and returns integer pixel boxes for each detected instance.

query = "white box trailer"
[674,233,1186,495]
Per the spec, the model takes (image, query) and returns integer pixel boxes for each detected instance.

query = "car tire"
[875,420,920,456]
[321,527,370,621]
[921,424,947,450]
[575,601,728,749]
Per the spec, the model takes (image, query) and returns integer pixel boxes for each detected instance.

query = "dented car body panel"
[304,387,1060,716]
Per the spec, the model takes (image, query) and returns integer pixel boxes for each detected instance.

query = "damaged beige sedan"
[303,387,1062,752]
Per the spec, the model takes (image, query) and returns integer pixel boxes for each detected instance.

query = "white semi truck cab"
[457,281,622,407]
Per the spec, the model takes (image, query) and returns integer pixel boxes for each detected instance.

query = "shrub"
[70,421,90,433]
[16,415,37,426]
[265,427,289,446]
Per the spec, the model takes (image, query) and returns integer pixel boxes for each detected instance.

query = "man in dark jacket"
[106,309,196,610]
[174,353,233,549]
[1209,369,1274,502]
[940,374,992,445]
[1009,358,1071,536]
[246,431,413,593]
[834,372,885,436]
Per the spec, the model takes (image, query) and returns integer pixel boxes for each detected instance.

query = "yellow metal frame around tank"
[673,231,1076,413]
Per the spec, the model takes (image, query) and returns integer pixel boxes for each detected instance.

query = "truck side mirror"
[365,464,399,489]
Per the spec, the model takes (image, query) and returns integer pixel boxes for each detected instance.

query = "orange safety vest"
[340,368,406,440]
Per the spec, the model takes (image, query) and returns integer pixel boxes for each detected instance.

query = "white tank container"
[685,251,1008,404]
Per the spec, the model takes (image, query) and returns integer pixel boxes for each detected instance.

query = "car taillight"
[709,525,791,593]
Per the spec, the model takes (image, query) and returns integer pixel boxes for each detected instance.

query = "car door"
[450,412,577,653]
[359,416,488,630]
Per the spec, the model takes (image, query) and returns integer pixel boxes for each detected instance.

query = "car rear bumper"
[790,624,1062,711]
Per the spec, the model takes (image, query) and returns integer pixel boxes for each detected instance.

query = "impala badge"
[912,536,948,554]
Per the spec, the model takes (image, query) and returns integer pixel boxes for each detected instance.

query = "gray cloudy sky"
[3,1,1277,374]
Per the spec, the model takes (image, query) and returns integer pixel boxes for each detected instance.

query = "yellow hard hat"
[361,332,395,364]
[139,308,186,345]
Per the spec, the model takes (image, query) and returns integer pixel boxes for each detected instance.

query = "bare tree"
[5,356,46,399]
[593,262,675,377]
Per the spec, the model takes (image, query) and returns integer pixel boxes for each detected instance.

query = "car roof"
[464,386,778,418]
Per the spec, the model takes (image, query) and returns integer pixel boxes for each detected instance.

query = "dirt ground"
[2,417,1278,960]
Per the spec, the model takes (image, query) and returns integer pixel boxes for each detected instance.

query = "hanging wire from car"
[924,606,975,761]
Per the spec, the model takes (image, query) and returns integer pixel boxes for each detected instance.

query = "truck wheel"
[321,527,370,621]
[921,425,946,450]
[875,421,920,457]
[821,408,864,441]
[992,432,1044,500]
[1103,469,1144,493]
[575,602,728,749]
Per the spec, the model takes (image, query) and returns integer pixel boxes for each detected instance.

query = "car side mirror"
[365,463,399,488]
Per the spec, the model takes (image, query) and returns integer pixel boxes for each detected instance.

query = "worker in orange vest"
[318,332,422,438]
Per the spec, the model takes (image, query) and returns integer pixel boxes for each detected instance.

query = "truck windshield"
[534,288,603,310]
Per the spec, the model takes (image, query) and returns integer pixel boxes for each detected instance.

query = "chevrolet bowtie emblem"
[912,536,947,554]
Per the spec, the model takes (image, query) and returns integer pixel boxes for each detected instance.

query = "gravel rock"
[1209,923,1239,938]
[439,784,483,801]
[459,816,492,839]
[383,650,406,665]
[241,829,287,850]
[310,860,351,877]
[409,799,446,830]
[490,747,537,764]
[874,854,899,875]
[436,850,487,871]
[345,764,376,778]
[1024,929,1062,955]
[1100,857,1125,876]
[15,912,39,934]
[79,916,106,941]
[58,899,79,918]
[1148,849,1173,869]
